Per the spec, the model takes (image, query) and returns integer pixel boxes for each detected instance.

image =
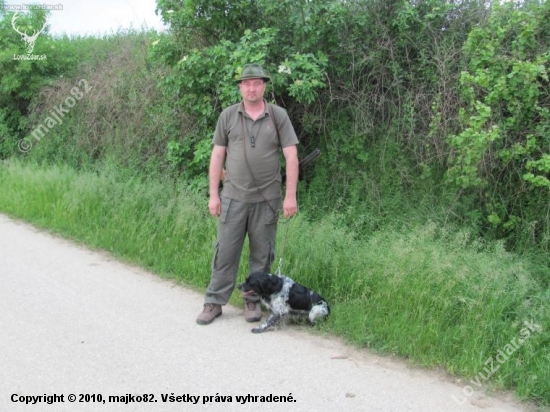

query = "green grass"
[1,159,549,406]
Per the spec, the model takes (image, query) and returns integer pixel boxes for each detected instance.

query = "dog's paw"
[251,327,264,334]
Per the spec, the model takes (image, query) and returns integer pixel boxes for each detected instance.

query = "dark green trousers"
[205,196,281,305]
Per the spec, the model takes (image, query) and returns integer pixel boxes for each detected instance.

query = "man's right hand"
[209,194,221,217]
[208,145,226,217]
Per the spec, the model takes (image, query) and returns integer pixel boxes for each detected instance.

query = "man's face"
[239,79,266,104]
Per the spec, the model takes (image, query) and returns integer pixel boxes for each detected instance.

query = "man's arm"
[282,145,299,218]
[209,144,226,217]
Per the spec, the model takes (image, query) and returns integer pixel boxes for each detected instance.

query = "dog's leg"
[308,301,330,325]
[251,313,282,333]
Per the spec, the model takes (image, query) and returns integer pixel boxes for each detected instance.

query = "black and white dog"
[238,271,330,333]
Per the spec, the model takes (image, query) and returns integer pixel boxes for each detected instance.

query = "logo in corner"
[12,11,47,54]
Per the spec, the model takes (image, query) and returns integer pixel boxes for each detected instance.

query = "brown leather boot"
[244,301,262,322]
[196,303,222,325]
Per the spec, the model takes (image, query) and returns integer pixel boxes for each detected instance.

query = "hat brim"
[236,76,271,83]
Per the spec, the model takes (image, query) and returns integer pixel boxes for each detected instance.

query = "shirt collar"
[238,99,269,117]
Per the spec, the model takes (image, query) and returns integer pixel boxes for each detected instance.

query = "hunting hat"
[236,64,271,83]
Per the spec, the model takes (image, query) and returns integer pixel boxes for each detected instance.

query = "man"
[196,63,299,325]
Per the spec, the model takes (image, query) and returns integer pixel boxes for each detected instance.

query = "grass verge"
[1,159,548,406]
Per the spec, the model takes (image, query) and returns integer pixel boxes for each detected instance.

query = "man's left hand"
[283,197,298,218]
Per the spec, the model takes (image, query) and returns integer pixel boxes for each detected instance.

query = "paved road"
[0,214,536,412]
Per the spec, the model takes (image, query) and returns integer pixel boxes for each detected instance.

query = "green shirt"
[213,101,299,202]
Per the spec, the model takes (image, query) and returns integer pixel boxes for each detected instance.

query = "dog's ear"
[255,274,280,294]
[256,276,271,293]
[248,277,263,293]
[269,276,279,285]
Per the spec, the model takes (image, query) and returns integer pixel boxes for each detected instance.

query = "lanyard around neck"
[240,111,261,148]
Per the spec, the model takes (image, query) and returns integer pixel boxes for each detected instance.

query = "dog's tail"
[309,300,330,324]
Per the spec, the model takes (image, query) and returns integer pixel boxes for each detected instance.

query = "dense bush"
[0,1,137,159]
[448,1,550,252]
[22,30,177,175]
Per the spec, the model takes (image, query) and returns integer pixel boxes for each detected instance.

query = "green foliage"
[447,1,550,250]
[524,154,550,189]
[156,0,263,47]
[3,0,550,254]
[23,30,180,177]
[149,22,327,182]
[0,6,47,157]
[447,101,500,188]
[0,6,86,159]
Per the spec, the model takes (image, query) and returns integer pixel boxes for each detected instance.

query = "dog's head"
[237,272,282,298]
